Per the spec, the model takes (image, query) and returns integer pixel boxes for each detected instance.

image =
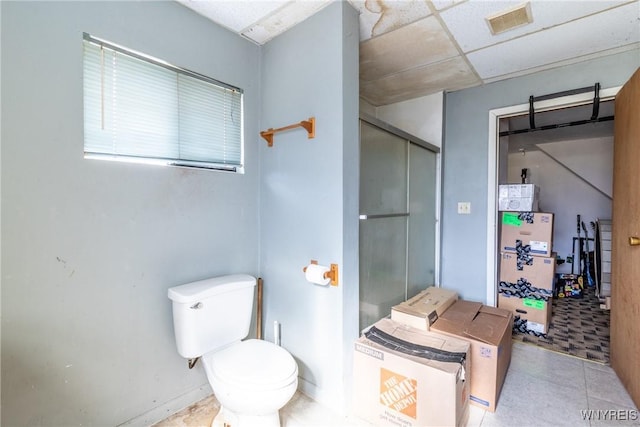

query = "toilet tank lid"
[168,274,256,303]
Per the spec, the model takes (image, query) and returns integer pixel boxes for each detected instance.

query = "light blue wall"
[259,1,359,412]
[442,49,640,302]
[1,1,261,425]
[339,2,361,413]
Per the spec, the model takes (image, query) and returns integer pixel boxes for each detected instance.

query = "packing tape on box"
[499,279,552,301]
[515,240,534,270]
[518,212,535,224]
[364,326,467,366]
[513,315,547,337]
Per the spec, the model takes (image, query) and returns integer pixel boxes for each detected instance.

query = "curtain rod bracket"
[260,117,315,147]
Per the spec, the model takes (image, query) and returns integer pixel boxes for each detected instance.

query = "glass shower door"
[359,121,408,330]
[407,143,438,297]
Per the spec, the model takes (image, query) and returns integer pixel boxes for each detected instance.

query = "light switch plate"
[457,202,471,214]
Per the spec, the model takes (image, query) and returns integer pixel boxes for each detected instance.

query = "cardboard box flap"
[363,318,469,374]
[434,301,512,346]
[438,300,483,324]
[464,311,513,346]
[478,305,512,319]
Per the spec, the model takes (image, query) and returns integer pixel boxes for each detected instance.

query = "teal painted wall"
[1,0,361,424]
[259,1,360,412]
[1,1,261,424]
[442,49,640,302]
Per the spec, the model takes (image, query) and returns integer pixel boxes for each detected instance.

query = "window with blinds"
[83,33,244,172]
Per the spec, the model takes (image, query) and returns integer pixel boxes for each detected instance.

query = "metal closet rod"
[500,83,610,137]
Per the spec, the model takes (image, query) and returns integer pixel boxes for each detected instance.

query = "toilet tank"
[168,274,256,359]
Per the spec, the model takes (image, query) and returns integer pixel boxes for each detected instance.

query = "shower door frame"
[358,114,442,330]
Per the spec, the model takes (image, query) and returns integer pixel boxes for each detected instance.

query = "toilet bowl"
[168,275,299,427]
[203,339,298,427]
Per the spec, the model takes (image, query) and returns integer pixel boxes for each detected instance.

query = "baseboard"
[117,383,213,426]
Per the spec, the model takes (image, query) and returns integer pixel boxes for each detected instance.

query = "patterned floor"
[511,286,610,363]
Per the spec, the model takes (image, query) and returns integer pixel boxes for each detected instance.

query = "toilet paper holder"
[303,260,339,286]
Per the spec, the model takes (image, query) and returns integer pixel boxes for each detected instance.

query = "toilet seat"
[207,339,298,391]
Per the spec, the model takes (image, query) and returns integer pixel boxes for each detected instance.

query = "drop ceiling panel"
[440,0,632,53]
[174,0,640,106]
[348,0,432,41]
[176,0,288,33]
[242,0,332,44]
[431,0,465,12]
[360,16,459,81]
[360,56,480,105]
[467,1,640,80]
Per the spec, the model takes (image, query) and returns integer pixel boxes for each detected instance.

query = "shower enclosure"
[359,115,440,330]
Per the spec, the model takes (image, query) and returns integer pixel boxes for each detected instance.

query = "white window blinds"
[83,33,243,171]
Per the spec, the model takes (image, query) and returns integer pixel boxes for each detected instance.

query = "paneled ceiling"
[177,0,640,106]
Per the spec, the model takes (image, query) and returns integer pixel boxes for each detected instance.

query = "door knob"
[630,236,640,246]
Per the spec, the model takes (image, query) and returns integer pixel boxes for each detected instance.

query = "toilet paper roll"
[305,263,331,286]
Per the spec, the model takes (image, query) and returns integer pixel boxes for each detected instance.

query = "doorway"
[486,86,621,362]
[486,86,621,305]
[358,115,440,331]
[500,101,614,277]
[500,101,614,362]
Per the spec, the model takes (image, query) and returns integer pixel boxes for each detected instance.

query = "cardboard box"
[391,286,458,331]
[431,301,513,412]
[498,184,539,212]
[498,294,552,334]
[499,252,556,294]
[500,212,554,257]
[353,318,470,427]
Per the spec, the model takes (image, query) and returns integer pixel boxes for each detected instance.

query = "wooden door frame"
[485,86,621,306]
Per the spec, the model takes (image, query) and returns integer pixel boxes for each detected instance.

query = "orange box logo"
[380,368,417,418]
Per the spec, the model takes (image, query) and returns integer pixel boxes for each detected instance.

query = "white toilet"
[168,274,298,427]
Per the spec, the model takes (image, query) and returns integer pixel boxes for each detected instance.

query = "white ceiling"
[177,0,640,106]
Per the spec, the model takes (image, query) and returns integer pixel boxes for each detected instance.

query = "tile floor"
[155,341,639,427]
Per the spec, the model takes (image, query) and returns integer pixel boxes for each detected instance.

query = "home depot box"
[498,294,552,334]
[431,301,512,412]
[498,184,539,212]
[353,318,470,427]
[499,252,556,295]
[391,286,458,330]
[500,212,554,257]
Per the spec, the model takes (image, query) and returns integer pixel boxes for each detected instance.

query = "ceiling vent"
[486,2,533,35]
